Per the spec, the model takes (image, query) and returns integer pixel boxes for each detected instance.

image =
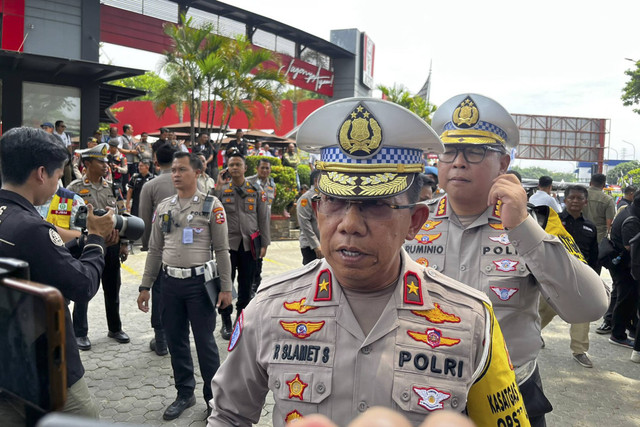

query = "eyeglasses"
[438,145,505,164]
[316,194,415,220]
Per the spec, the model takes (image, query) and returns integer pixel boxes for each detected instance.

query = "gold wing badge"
[338,102,383,158]
[452,96,479,128]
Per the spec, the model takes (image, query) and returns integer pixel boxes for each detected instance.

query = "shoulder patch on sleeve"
[49,228,64,246]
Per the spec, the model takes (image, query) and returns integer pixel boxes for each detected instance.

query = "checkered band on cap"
[320,146,423,166]
[443,120,507,142]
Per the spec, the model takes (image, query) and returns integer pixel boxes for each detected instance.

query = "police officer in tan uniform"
[68,143,130,350]
[208,98,529,427]
[214,149,271,339]
[247,157,276,295]
[296,169,322,265]
[138,152,232,420]
[403,94,608,426]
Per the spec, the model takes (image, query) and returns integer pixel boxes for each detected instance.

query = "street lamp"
[622,140,636,160]
[608,147,618,159]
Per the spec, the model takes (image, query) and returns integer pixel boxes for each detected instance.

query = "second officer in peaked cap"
[405,93,608,426]
[208,97,528,427]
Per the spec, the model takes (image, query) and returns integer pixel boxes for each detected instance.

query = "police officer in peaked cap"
[208,97,529,427]
[404,93,608,426]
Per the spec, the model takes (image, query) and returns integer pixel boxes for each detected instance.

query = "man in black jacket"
[0,127,114,416]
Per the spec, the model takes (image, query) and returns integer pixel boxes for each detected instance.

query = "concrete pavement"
[36,241,640,425]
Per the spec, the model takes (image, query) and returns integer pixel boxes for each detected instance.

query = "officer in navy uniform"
[0,127,115,417]
[138,152,232,420]
[68,143,131,350]
[247,157,276,295]
[403,93,608,426]
[208,98,529,427]
[214,149,271,340]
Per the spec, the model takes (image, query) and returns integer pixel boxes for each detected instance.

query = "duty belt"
[164,264,206,279]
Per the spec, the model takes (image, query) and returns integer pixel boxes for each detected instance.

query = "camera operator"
[0,127,114,417]
[68,143,130,350]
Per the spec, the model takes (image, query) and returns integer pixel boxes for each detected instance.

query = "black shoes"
[150,328,168,356]
[163,395,196,420]
[595,321,612,334]
[76,336,91,351]
[220,314,233,340]
[108,330,130,343]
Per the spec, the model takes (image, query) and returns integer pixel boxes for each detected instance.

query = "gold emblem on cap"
[101,145,108,155]
[452,96,479,129]
[338,103,382,158]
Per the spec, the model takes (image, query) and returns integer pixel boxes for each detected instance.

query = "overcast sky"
[103,0,640,172]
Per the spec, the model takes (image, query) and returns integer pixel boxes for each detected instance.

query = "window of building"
[22,82,80,136]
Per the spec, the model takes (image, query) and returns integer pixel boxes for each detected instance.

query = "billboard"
[361,33,375,89]
[513,114,608,164]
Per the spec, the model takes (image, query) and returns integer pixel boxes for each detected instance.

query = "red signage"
[263,53,334,97]
[361,33,375,89]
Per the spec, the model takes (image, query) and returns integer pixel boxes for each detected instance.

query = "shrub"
[245,155,281,176]
[270,165,297,215]
[297,164,311,188]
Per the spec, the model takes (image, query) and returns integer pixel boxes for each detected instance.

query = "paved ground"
[5,240,640,426]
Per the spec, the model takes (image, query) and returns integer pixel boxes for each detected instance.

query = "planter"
[270,214,298,241]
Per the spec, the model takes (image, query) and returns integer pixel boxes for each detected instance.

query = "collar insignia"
[314,269,332,301]
[338,102,383,159]
[411,303,461,324]
[435,197,447,217]
[492,200,502,218]
[403,271,423,305]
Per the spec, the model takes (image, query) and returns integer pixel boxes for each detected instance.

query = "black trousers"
[150,267,163,330]
[610,266,639,340]
[519,365,553,427]
[162,272,219,402]
[230,244,256,313]
[301,247,318,265]
[73,245,122,337]
[253,257,263,290]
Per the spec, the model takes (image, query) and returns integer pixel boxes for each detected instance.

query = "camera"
[74,206,145,241]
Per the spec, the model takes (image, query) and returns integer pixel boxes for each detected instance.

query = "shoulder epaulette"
[257,259,322,294]
[424,267,491,306]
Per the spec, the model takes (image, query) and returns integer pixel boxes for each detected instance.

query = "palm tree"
[378,84,437,124]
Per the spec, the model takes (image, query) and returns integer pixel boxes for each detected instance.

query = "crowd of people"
[2,94,637,427]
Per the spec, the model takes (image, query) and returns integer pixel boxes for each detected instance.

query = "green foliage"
[622,60,640,115]
[245,155,282,176]
[108,72,167,100]
[510,166,577,183]
[269,166,297,215]
[297,164,311,188]
[377,84,437,124]
[624,168,640,186]
[607,160,640,185]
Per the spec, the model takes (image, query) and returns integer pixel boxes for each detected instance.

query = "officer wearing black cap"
[208,98,528,427]
[68,143,130,350]
[404,93,608,426]
[214,148,270,339]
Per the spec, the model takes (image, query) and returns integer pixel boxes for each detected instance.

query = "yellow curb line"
[263,257,289,267]
[121,263,141,277]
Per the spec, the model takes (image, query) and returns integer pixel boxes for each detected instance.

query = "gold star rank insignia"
[280,321,325,339]
[286,374,308,400]
[403,271,423,305]
[314,269,332,301]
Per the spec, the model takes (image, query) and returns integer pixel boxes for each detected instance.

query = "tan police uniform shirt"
[296,186,320,250]
[403,196,608,373]
[208,250,528,427]
[67,175,117,211]
[247,174,276,209]
[215,180,271,252]
[138,170,176,249]
[140,190,232,292]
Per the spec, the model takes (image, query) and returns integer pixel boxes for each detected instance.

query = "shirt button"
[274,380,281,389]
[451,396,459,408]
[485,265,492,271]
[316,383,326,394]
[357,401,368,412]
[460,265,466,271]
[401,391,410,402]
[432,264,438,270]
[361,345,371,355]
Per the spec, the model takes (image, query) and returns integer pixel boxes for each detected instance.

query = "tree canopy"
[607,160,640,185]
[108,72,167,100]
[377,84,436,124]
[510,165,577,183]
[622,60,640,115]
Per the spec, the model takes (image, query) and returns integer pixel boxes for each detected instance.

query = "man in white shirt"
[529,175,561,212]
[54,120,71,149]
